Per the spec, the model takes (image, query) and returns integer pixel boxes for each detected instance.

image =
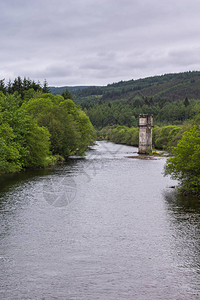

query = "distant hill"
[49,85,93,95]
[73,71,200,104]
[50,71,200,105]
[49,71,200,128]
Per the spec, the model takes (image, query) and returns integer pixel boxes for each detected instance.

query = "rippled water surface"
[0,141,200,299]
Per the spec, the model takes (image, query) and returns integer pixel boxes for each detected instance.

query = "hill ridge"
[49,71,200,105]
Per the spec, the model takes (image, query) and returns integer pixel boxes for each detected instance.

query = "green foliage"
[99,122,192,152]
[21,93,95,158]
[0,92,51,173]
[21,122,51,168]
[70,71,200,107]
[50,86,90,96]
[184,97,190,107]
[74,110,95,155]
[99,126,139,146]
[0,123,22,173]
[154,125,182,149]
[0,88,95,174]
[80,96,200,129]
[48,71,200,129]
[0,79,6,94]
[0,76,43,99]
[42,79,50,93]
[61,88,73,100]
[165,125,200,194]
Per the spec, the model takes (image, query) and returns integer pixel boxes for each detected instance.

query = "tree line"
[70,71,200,105]
[0,82,95,174]
[83,97,200,128]
[97,123,188,150]
[0,77,50,98]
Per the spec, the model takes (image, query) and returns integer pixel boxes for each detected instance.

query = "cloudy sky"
[1,0,200,86]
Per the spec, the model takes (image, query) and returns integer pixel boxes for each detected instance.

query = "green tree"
[0,92,51,173]
[154,125,180,149]
[0,79,6,94]
[165,125,200,194]
[12,76,23,95]
[0,123,22,173]
[184,97,190,107]
[62,88,73,100]
[21,94,95,158]
[42,79,50,93]
[7,79,12,94]
[21,120,51,167]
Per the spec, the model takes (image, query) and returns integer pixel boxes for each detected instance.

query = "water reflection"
[0,159,82,241]
[164,190,200,213]
[0,159,81,204]
[164,190,200,280]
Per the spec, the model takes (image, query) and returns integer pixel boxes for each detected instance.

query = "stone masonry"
[138,114,153,154]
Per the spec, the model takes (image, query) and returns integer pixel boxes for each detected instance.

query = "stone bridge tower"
[138,114,153,154]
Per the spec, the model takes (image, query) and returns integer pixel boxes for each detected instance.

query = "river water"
[0,141,200,300]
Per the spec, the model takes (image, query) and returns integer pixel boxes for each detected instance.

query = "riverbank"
[96,124,190,151]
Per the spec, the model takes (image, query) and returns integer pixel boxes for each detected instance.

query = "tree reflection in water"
[164,190,200,284]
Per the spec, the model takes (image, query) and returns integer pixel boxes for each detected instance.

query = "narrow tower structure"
[138,114,153,154]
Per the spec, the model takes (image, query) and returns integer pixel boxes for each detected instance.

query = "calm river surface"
[0,141,200,300]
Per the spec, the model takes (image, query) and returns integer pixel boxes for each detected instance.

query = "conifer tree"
[42,79,50,93]
[62,88,73,100]
[184,97,190,107]
[0,79,6,94]
[7,79,12,94]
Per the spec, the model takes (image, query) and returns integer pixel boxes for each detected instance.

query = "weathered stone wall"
[138,114,153,154]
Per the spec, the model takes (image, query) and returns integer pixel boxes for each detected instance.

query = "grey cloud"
[1,0,200,85]
[80,63,111,71]
[168,47,200,67]
[25,64,74,79]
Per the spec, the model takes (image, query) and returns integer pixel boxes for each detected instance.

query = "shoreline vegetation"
[96,112,199,150]
[0,78,95,175]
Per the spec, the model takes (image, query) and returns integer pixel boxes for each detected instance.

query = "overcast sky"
[1,0,200,86]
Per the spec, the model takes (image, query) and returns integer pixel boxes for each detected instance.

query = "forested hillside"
[81,71,200,128]
[50,86,91,96]
[50,71,200,128]
[72,71,200,104]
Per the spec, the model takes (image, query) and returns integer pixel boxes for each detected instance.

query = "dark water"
[0,141,200,300]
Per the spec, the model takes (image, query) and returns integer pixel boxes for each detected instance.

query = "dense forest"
[50,71,200,128]
[50,85,90,96]
[0,77,95,174]
[51,71,200,105]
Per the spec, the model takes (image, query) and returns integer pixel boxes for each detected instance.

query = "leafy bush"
[0,90,95,174]
[165,125,200,194]
[154,125,181,149]
[21,93,95,158]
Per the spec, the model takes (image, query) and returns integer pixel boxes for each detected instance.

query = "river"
[0,141,200,300]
